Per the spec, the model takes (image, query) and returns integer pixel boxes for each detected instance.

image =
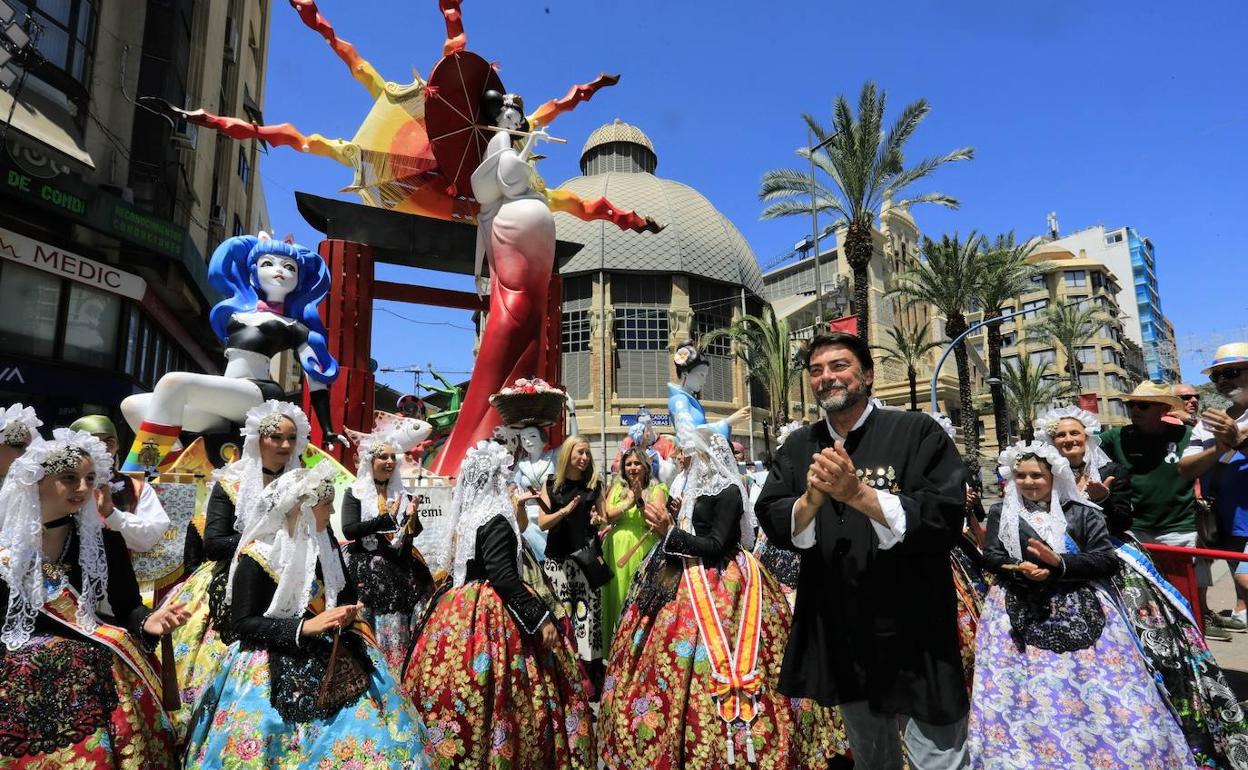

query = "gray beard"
[818,383,868,413]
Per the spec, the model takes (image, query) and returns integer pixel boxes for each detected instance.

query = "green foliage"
[702,305,799,425]
[1002,357,1071,441]
[872,321,940,410]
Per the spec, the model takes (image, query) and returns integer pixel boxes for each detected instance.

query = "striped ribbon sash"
[40,583,165,702]
[682,550,765,764]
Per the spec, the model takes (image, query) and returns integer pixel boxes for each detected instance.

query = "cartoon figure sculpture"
[151,0,661,475]
[119,233,342,472]
[668,340,751,448]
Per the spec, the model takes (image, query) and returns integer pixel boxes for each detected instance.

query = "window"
[233,214,245,238]
[122,305,141,376]
[1022,299,1048,320]
[237,146,251,185]
[0,262,62,357]
[1105,232,1124,245]
[612,275,671,399]
[1028,349,1056,367]
[1108,399,1128,417]
[1091,271,1105,290]
[561,310,591,353]
[1079,373,1099,392]
[690,280,735,401]
[1076,346,1097,365]
[1000,332,1017,348]
[1063,270,1087,287]
[62,283,121,368]
[560,276,593,399]
[615,308,669,351]
[1002,354,1020,370]
[1029,274,1046,287]
[8,0,96,93]
[1102,348,1120,366]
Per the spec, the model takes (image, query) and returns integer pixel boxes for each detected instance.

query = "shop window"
[0,262,62,357]
[7,0,96,97]
[63,283,121,368]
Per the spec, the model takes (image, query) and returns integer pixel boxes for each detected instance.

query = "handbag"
[569,534,613,589]
[316,628,370,713]
[1195,462,1227,547]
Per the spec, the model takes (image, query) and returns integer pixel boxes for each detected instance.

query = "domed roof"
[581,118,655,160]
[555,122,763,295]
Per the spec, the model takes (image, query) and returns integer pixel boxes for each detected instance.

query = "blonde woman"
[601,447,667,651]
[539,435,606,689]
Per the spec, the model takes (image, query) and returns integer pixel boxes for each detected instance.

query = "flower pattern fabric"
[167,562,231,739]
[952,538,990,696]
[184,638,428,769]
[970,583,1198,769]
[597,556,847,770]
[1112,540,1248,769]
[403,580,596,770]
[0,633,178,769]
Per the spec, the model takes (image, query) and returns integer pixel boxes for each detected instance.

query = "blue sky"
[258,0,1247,395]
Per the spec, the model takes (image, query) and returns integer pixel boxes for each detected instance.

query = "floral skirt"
[952,537,990,697]
[1112,540,1248,769]
[969,583,1197,769]
[168,561,231,739]
[184,640,429,769]
[598,553,848,770]
[542,557,603,665]
[349,549,434,677]
[403,581,596,769]
[0,632,178,769]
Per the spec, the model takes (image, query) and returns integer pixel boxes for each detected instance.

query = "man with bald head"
[1173,383,1201,426]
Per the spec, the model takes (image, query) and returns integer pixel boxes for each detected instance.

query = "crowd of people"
[1,336,1247,769]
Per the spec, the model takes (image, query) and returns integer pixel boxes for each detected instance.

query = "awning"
[0,84,94,171]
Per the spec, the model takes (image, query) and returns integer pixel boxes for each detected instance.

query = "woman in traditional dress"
[598,427,847,770]
[168,399,310,736]
[0,429,188,768]
[185,463,430,769]
[342,416,434,675]
[601,446,668,650]
[404,440,595,769]
[538,435,606,692]
[0,404,41,485]
[969,441,1196,769]
[1036,406,1248,769]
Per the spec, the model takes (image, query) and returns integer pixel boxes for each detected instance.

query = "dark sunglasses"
[1211,367,1244,383]
[1179,394,1200,401]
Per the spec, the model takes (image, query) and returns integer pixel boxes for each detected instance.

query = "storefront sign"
[0,226,146,300]
[620,412,672,427]
[0,356,140,404]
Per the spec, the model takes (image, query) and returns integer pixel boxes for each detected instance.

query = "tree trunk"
[986,309,1009,451]
[845,220,874,345]
[908,365,918,411]
[947,315,980,486]
[1067,350,1081,399]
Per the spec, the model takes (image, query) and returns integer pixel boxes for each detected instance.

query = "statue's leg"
[432,201,555,474]
[120,374,262,472]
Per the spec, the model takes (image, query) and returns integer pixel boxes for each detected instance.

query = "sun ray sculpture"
[148,0,662,475]
[149,0,661,234]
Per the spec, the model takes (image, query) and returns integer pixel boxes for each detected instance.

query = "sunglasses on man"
[1210,367,1244,384]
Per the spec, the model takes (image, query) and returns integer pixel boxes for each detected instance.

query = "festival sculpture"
[668,340,752,447]
[611,405,678,485]
[148,0,662,475]
[118,233,342,472]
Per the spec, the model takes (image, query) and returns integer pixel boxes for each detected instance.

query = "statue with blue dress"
[667,340,751,455]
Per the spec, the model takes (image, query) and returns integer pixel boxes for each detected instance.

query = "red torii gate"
[295,192,571,471]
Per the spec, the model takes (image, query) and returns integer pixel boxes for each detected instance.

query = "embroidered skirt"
[403,580,596,769]
[0,632,178,769]
[168,561,232,739]
[1112,540,1248,769]
[597,552,848,770]
[969,583,1198,769]
[542,556,603,665]
[952,537,991,696]
[184,639,429,769]
[348,549,433,677]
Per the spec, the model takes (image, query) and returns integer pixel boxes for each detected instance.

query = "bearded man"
[757,332,970,769]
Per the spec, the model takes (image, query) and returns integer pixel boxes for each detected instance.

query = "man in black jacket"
[757,332,968,769]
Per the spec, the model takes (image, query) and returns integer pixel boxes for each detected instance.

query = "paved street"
[1202,563,1248,701]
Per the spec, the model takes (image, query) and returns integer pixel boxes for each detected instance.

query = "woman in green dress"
[600,447,667,651]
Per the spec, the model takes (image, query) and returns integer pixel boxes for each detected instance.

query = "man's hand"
[95,487,115,518]
[1202,409,1242,450]
[809,442,863,504]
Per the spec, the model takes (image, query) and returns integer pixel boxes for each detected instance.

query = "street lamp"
[807,128,838,323]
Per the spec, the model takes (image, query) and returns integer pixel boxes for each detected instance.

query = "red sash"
[40,583,165,702]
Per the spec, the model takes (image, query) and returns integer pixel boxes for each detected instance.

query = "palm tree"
[888,233,985,480]
[872,321,940,411]
[758,82,973,345]
[1026,302,1109,396]
[1001,358,1070,442]
[702,305,798,426]
[975,232,1044,450]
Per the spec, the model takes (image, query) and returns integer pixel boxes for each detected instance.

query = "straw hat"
[1202,342,1248,375]
[1122,381,1184,413]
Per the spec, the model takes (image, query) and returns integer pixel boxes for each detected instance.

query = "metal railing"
[1142,542,1248,621]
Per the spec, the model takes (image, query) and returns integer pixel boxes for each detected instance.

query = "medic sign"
[0,226,146,301]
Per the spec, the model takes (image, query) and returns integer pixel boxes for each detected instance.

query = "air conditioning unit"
[224,18,239,64]
[209,204,225,225]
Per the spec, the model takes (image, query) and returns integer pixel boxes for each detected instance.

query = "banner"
[1078,393,1100,413]
[409,482,455,569]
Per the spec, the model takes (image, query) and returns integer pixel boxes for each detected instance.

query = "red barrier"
[1141,542,1248,621]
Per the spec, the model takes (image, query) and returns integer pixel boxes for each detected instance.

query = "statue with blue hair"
[119,233,342,472]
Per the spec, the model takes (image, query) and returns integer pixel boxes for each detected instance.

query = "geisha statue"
[119,233,342,472]
[668,339,751,446]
